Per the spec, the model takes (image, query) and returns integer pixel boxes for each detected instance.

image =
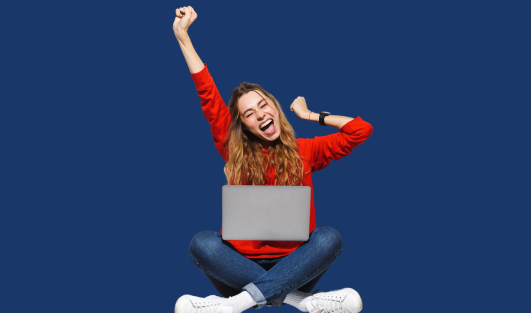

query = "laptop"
[222,185,311,241]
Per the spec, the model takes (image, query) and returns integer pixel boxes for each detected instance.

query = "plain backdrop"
[1,1,530,312]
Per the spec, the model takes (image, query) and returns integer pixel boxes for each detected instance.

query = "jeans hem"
[243,283,267,309]
[271,296,285,307]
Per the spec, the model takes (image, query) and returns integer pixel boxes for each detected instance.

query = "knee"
[189,230,222,262]
[310,226,343,254]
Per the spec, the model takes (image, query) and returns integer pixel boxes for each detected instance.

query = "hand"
[173,6,197,40]
[290,97,312,120]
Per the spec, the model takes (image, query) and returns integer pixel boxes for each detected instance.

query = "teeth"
[261,120,272,128]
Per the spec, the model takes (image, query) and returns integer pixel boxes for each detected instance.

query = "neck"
[260,139,276,149]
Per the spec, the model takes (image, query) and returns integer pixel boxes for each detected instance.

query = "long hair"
[223,82,307,186]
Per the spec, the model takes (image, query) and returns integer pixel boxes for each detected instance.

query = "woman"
[173,6,373,313]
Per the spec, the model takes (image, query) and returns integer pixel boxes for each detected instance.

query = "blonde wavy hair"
[223,82,308,186]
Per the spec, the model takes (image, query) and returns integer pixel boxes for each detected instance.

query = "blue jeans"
[189,226,343,309]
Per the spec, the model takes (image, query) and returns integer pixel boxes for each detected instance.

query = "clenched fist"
[290,97,312,120]
[173,6,197,40]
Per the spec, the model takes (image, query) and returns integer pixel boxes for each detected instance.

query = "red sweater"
[191,64,373,259]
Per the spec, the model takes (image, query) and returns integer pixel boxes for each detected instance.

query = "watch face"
[320,111,331,116]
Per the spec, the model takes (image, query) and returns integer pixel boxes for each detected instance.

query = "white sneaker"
[175,295,233,313]
[305,288,363,313]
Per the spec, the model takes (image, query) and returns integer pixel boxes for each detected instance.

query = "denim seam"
[267,248,342,302]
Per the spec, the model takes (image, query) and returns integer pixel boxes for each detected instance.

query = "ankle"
[283,290,312,312]
[220,291,256,313]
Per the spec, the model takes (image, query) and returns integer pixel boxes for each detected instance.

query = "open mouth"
[259,119,275,135]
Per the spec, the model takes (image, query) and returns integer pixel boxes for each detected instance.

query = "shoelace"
[310,294,346,313]
[191,298,225,313]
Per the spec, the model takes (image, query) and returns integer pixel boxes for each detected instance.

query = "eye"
[246,112,253,118]
[262,104,267,108]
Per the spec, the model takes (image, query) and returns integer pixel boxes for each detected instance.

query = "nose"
[257,109,266,120]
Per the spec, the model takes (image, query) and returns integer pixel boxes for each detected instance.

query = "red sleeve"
[190,64,231,162]
[304,116,373,172]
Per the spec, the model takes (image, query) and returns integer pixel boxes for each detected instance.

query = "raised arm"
[173,6,204,73]
[290,96,355,130]
[173,6,231,161]
[291,97,373,172]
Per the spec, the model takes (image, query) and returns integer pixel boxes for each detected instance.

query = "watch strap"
[319,112,330,126]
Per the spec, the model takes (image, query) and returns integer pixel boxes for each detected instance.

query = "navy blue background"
[2,1,530,312]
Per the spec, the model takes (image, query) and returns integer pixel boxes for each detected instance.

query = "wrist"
[175,30,190,44]
[308,112,317,122]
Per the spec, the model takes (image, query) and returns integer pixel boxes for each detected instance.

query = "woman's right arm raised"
[173,6,231,162]
[173,6,204,73]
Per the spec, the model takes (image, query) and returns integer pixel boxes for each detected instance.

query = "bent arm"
[289,97,354,130]
[306,113,354,130]
[302,117,373,172]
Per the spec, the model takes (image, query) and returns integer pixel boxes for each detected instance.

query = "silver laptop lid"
[222,185,311,241]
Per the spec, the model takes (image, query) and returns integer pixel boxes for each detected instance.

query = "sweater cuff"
[190,63,212,91]
[340,116,372,134]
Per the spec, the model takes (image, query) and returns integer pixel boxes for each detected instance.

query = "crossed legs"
[188,226,343,309]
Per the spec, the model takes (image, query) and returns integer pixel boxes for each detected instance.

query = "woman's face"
[238,90,281,148]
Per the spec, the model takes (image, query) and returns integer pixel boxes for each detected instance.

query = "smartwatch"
[319,112,331,126]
